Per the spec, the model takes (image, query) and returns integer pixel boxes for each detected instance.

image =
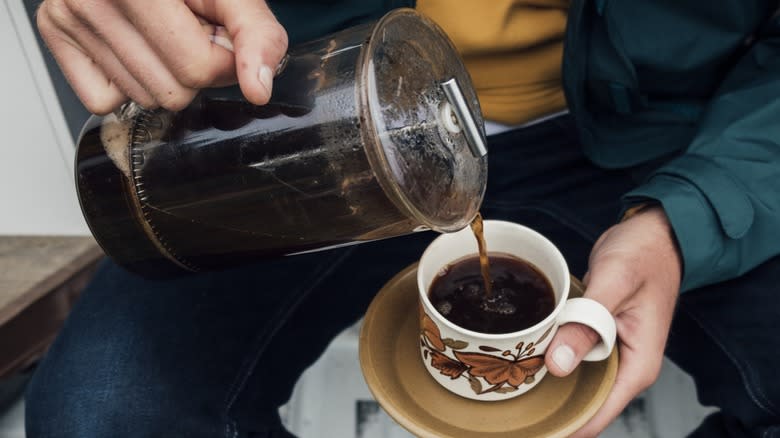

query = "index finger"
[185,0,288,104]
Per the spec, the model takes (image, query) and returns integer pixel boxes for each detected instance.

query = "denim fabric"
[25,115,780,437]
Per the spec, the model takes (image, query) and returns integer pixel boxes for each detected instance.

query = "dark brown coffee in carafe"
[428,254,555,334]
[74,11,488,277]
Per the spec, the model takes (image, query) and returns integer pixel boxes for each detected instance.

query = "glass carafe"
[75,8,488,277]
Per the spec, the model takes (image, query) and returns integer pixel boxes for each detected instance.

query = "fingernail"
[208,27,234,52]
[552,344,575,373]
[209,34,234,52]
[258,65,274,97]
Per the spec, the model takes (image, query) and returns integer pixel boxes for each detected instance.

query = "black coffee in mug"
[428,253,556,334]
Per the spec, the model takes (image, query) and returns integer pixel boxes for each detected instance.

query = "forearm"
[622,30,780,291]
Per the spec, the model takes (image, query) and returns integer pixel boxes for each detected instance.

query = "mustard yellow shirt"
[416,0,569,125]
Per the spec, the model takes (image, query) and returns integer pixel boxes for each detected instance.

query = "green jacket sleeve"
[623,22,780,292]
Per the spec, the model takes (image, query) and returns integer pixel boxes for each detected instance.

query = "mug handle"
[557,297,617,361]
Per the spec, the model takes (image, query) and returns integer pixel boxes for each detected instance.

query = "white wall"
[0,0,89,235]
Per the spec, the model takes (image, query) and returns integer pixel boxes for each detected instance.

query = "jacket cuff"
[622,174,723,292]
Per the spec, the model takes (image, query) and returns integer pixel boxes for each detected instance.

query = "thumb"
[186,0,288,105]
[545,322,601,377]
[545,250,632,377]
[545,274,601,377]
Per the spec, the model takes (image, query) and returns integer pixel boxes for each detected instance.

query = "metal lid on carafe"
[360,8,488,233]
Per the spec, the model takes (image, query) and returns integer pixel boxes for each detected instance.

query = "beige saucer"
[359,263,618,438]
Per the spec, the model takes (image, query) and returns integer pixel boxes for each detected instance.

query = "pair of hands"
[37,1,684,436]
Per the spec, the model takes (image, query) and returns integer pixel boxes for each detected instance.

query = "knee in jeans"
[24,357,168,438]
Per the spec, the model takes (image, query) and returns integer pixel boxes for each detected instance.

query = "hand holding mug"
[548,206,682,438]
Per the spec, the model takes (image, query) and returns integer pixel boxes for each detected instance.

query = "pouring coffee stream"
[470,213,493,298]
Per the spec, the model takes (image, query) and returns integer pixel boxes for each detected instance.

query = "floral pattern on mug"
[419,311,554,395]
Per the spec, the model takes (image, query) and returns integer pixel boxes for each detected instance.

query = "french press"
[75,8,488,277]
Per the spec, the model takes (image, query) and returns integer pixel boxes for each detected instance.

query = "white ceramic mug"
[417,220,616,401]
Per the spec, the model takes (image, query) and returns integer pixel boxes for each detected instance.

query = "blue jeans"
[25,116,780,437]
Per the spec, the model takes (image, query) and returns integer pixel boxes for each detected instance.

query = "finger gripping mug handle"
[557,297,616,361]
